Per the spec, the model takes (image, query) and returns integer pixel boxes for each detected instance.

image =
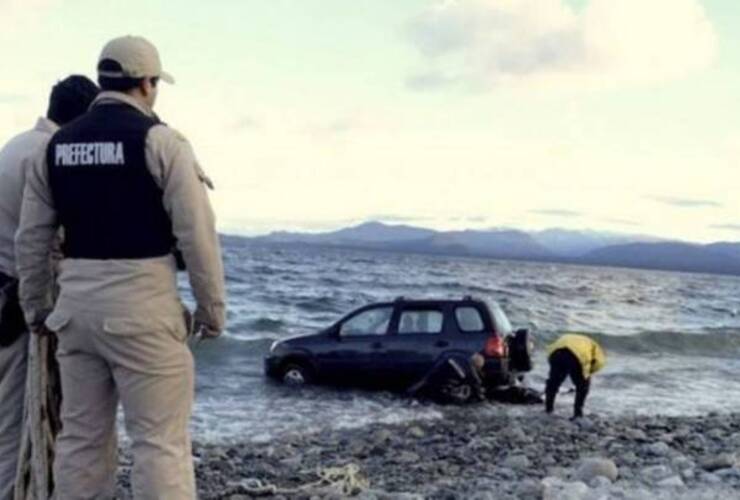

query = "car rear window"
[340,307,393,336]
[455,306,485,333]
[398,310,443,335]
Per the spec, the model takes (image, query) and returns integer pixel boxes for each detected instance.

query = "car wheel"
[281,363,313,386]
[440,380,474,404]
[508,328,533,372]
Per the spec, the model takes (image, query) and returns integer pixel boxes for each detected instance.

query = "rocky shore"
[116,405,740,499]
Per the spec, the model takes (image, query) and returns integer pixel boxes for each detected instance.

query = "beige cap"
[97,35,175,84]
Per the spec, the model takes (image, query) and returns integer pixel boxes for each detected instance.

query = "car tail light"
[484,334,505,357]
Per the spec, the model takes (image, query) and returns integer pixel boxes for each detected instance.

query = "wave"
[247,317,287,333]
[533,329,740,358]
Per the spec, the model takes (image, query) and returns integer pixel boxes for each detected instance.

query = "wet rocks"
[699,453,737,472]
[114,409,740,498]
[574,457,618,483]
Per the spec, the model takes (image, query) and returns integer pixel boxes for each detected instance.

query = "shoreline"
[115,406,740,499]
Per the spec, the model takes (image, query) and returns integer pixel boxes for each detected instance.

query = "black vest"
[47,103,175,260]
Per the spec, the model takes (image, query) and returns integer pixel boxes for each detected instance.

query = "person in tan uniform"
[0,76,99,500]
[16,36,226,499]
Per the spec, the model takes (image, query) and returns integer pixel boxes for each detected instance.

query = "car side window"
[455,306,485,333]
[398,309,443,335]
[340,307,393,337]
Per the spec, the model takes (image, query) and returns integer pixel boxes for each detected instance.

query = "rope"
[235,463,369,497]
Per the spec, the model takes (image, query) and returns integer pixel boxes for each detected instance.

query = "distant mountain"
[531,228,661,257]
[581,242,740,275]
[240,221,740,276]
[254,223,554,260]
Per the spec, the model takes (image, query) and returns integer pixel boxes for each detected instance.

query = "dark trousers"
[545,348,590,417]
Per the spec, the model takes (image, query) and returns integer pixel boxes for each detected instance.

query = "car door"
[380,304,448,388]
[319,305,394,387]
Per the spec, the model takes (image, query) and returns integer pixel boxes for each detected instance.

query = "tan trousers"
[0,331,28,500]
[47,307,195,500]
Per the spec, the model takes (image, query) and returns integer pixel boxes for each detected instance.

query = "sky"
[0,0,739,242]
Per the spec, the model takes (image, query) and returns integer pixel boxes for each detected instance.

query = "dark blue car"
[264,296,533,401]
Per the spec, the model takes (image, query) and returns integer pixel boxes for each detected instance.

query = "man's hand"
[193,320,220,341]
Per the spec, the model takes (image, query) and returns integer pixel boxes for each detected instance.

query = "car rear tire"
[281,362,313,386]
[508,328,533,372]
[440,379,474,404]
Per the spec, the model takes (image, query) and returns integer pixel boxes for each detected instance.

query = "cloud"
[405,72,459,91]
[602,217,641,227]
[231,116,260,131]
[530,209,582,217]
[406,0,717,91]
[650,196,722,208]
[710,224,740,232]
[0,0,58,39]
[0,93,28,104]
[364,214,437,223]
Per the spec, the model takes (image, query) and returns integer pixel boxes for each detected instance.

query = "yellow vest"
[546,333,606,379]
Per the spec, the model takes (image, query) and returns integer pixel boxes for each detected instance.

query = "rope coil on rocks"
[235,463,369,497]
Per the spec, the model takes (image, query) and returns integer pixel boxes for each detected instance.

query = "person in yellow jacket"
[545,333,606,419]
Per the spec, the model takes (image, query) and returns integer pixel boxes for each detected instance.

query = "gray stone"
[396,451,421,464]
[699,472,721,484]
[645,442,672,456]
[541,477,590,500]
[715,467,740,479]
[699,453,737,471]
[514,479,542,498]
[625,428,648,441]
[587,476,613,489]
[641,465,673,482]
[502,454,531,470]
[574,458,619,483]
[670,455,694,471]
[407,426,426,439]
[656,475,685,488]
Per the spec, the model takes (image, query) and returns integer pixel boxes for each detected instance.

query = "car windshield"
[490,302,513,335]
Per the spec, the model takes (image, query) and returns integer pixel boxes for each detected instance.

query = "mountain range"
[235,221,740,276]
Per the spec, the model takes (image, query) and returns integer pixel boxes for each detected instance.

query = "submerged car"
[264,296,534,402]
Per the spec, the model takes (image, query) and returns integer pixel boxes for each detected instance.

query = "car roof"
[393,296,490,306]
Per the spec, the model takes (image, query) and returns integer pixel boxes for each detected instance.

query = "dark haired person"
[0,75,98,500]
[545,333,606,419]
[16,36,225,499]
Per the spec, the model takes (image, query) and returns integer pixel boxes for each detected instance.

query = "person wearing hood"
[545,333,606,419]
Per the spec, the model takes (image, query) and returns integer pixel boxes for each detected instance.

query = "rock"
[496,467,517,480]
[396,451,421,464]
[373,429,393,443]
[407,426,426,439]
[641,465,673,482]
[715,467,740,479]
[619,452,638,466]
[656,475,685,488]
[645,442,672,456]
[541,477,590,500]
[574,458,619,483]
[502,454,530,470]
[587,476,612,489]
[514,479,542,498]
[670,455,694,471]
[699,453,737,471]
[625,428,648,441]
[699,472,721,484]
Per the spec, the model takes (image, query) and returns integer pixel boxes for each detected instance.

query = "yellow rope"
[237,463,369,496]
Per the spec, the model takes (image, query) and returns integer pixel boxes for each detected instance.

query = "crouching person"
[407,352,486,404]
[545,333,605,419]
